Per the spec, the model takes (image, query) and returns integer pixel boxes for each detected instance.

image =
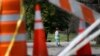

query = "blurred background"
[23,0,100,46]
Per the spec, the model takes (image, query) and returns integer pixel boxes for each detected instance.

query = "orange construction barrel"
[0,0,27,56]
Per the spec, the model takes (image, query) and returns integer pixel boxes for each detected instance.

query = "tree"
[39,1,71,33]
[23,0,35,39]
[77,0,99,4]
[23,0,71,39]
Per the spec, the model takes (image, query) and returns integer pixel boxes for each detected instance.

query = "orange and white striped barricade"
[33,3,48,56]
[49,0,100,24]
[48,0,100,56]
[0,0,27,56]
[76,19,92,56]
[58,19,100,56]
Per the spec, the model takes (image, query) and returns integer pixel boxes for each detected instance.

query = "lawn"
[47,33,77,42]
[27,32,77,42]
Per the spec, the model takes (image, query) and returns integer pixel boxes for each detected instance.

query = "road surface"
[27,42,100,56]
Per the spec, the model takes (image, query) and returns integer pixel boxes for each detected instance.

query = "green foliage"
[23,0,71,39]
[23,0,35,39]
[47,33,77,42]
[40,1,71,33]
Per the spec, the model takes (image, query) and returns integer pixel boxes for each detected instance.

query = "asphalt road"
[27,42,100,56]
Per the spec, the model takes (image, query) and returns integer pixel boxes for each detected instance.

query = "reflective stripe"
[49,0,60,7]
[34,22,44,29]
[34,7,44,29]
[0,33,26,42]
[79,19,86,30]
[69,0,84,19]
[35,11,42,20]
[0,14,19,21]
[49,0,99,24]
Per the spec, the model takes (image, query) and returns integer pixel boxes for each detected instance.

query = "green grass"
[47,33,77,42]
[27,32,77,42]
[27,32,100,47]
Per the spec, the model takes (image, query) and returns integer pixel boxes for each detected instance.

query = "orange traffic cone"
[0,0,27,56]
[33,3,48,56]
[76,19,92,56]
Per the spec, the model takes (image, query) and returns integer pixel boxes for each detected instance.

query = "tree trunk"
[67,33,70,41]
[66,29,70,41]
[96,35,100,45]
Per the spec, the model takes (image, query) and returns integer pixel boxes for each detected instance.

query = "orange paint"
[77,19,92,56]
[0,21,26,34]
[0,0,27,56]
[81,4,95,24]
[0,41,27,56]
[1,0,20,14]
[60,0,72,12]
[33,4,48,56]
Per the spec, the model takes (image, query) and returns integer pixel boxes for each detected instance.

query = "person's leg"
[58,39,60,46]
[58,39,60,45]
[57,39,61,46]
[55,39,59,46]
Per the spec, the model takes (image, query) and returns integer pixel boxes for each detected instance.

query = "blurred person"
[55,28,60,46]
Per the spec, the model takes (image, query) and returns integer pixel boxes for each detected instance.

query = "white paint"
[93,11,100,20]
[49,0,60,7]
[34,22,44,29]
[58,19,100,56]
[67,29,100,56]
[69,0,84,19]
[0,14,19,21]
[0,33,26,42]
[35,11,42,20]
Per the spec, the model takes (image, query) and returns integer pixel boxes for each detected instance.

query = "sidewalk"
[27,42,100,56]
[27,42,68,56]
[27,41,96,47]
[27,42,68,47]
